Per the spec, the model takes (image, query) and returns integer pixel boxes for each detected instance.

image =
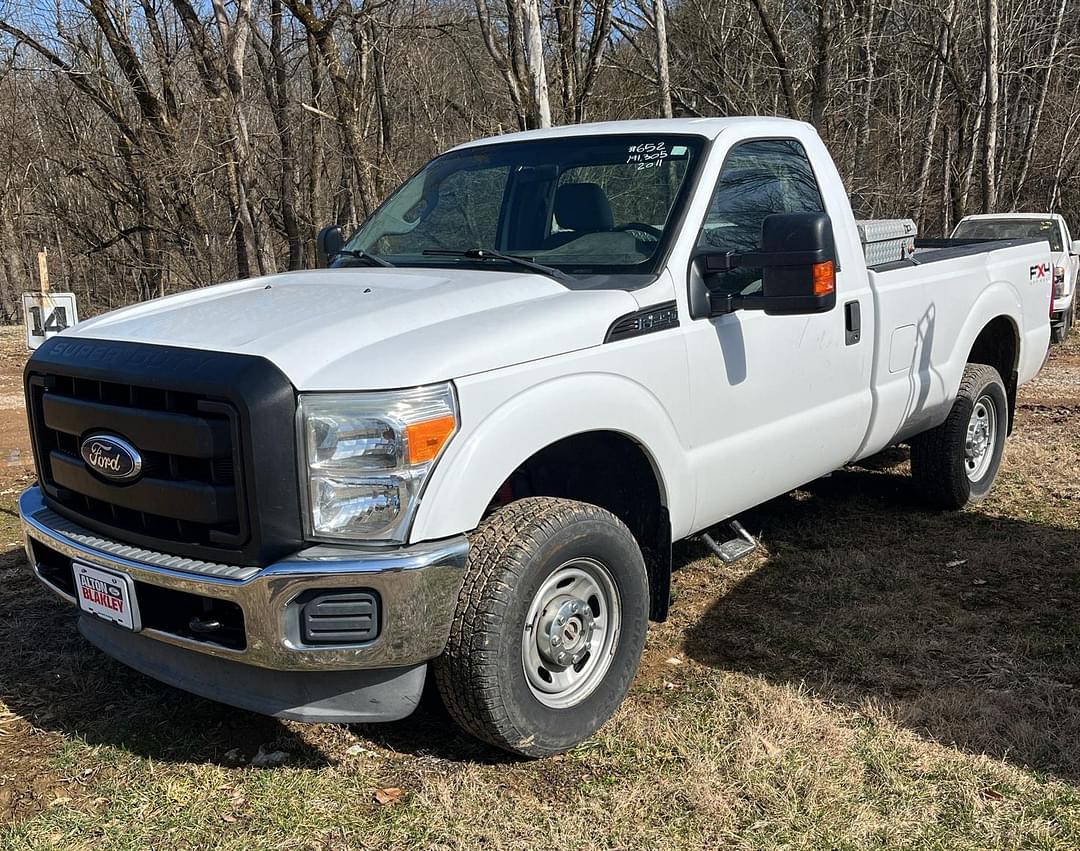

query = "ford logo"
[80,434,143,482]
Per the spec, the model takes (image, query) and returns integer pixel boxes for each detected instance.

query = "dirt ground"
[0,326,1077,850]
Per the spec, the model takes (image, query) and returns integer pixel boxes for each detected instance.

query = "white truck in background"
[20,118,1051,757]
[953,213,1080,343]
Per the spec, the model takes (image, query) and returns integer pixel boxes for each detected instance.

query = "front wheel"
[909,363,1008,509]
[434,497,649,757]
[1051,302,1073,343]
[1052,319,1067,344]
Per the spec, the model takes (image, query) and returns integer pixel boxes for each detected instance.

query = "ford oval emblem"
[80,434,143,482]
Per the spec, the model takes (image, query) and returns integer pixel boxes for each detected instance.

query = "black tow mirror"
[697,212,837,317]
[316,225,344,268]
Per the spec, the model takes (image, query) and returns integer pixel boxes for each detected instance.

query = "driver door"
[683,138,874,531]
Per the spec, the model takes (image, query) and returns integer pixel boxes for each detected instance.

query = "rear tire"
[434,497,649,758]
[909,363,1008,509]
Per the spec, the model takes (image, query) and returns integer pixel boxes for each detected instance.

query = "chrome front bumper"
[19,486,468,672]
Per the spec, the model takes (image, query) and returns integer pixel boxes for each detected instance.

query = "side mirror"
[696,212,838,317]
[316,225,344,268]
[1071,239,1080,257]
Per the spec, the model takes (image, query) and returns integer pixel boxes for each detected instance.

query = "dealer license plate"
[74,562,140,631]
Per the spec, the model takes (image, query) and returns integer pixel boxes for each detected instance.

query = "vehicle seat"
[546,182,614,248]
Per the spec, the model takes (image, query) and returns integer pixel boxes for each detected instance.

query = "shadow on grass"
[0,550,330,768]
[6,460,1078,773]
[347,683,523,765]
[0,547,515,766]
[683,465,1080,784]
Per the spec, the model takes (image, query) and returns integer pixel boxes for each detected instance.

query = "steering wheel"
[614,222,664,239]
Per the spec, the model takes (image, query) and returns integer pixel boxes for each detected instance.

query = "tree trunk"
[269,0,302,270]
[849,0,878,181]
[1009,0,1067,209]
[0,198,24,321]
[941,126,953,234]
[958,72,986,220]
[809,0,833,130]
[981,0,999,213]
[749,0,799,120]
[914,0,956,227]
[522,0,552,128]
[306,14,325,266]
[1049,109,1080,210]
[654,0,673,118]
[211,0,272,277]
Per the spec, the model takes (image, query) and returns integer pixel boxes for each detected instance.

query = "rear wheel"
[910,363,1008,509]
[434,497,649,757]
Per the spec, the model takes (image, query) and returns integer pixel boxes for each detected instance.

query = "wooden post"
[36,250,49,293]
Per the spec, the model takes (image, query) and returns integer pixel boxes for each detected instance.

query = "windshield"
[337,134,706,288]
[953,218,1064,252]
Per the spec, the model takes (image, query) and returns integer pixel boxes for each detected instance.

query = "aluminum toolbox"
[856,219,917,266]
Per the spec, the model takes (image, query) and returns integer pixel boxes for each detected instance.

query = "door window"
[698,139,825,294]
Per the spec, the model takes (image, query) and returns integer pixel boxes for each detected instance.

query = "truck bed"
[856,237,1052,459]
[869,237,1046,271]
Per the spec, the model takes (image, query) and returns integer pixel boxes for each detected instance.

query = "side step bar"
[701,519,758,564]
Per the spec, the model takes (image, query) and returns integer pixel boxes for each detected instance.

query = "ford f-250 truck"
[951,212,1079,343]
[20,118,1051,757]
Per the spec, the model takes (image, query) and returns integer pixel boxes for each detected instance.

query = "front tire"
[434,497,649,757]
[909,363,1008,509]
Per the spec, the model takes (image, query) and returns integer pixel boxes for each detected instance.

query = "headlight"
[298,384,457,542]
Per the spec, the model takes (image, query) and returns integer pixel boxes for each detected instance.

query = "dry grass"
[0,334,1078,849]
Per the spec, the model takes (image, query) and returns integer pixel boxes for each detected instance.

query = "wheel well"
[967,316,1019,433]
[488,431,672,622]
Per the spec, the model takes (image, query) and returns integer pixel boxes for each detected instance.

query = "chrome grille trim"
[32,506,258,580]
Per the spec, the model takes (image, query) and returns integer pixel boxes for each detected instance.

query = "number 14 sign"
[22,292,79,350]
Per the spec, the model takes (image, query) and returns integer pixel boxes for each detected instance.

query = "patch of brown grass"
[0,335,1079,849]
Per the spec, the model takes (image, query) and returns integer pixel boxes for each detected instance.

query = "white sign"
[74,562,139,631]
[22,291,78,350]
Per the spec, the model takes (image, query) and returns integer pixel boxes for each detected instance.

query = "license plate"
[74,562,140,631]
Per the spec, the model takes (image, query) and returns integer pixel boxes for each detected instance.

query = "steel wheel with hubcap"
[435,497,649,757]
[911,363,1008,509]
[522,557,621,709]
[964,394,997,482]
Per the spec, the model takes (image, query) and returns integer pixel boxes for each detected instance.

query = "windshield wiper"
[422,248,572,283]
[335,248,394,268]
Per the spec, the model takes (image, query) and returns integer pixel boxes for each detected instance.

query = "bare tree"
[1009,0,1068,208]
[475,0,551,128]
[653,0,673,118]
[749,0,800,120]
[982,0,999,212]
[914,0,958,226]
[0,0,1078,313]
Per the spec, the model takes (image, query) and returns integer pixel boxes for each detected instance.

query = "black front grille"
[29,374,247,551]
[26,338,304,566]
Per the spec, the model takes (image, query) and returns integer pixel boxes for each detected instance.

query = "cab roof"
[959,212,1064,222]
[449,116,813,151]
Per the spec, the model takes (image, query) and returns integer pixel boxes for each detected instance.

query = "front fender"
[409,372,694,543]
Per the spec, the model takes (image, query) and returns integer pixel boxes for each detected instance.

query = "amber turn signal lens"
[812,260,835,296]
[405,415,456,464]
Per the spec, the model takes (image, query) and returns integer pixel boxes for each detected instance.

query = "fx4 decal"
[1030,263,1050,281]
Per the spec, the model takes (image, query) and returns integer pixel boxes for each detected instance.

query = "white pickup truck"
[952,212,1079,342]
[20,118,1051,757]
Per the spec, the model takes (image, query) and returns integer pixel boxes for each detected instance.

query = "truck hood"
[68,268,638,389]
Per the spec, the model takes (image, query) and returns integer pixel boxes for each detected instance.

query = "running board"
[701,520,758,564]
